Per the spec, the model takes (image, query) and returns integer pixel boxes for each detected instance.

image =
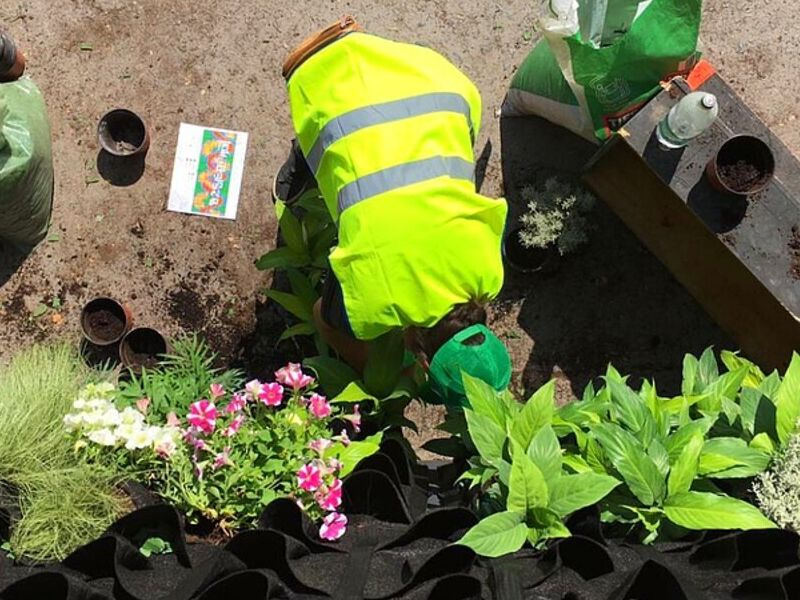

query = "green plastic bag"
[505,0,702,142]
[0,77,54,248]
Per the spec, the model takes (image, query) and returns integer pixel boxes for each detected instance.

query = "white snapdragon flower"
[82,410,105,428]
[86,399,111,412]
[87,427,118,446]
[72,398,87,411]
[114,422,142,442]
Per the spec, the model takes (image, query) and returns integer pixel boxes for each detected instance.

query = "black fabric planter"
[3,441,800,599]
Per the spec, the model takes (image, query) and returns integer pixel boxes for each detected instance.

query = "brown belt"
[282,16,363,81]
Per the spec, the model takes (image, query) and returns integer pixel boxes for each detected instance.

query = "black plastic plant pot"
[502,227,559,274]
[120,327,169,372]
[80,297,132,346]
[706,135,775,195]
[97,108,150,158]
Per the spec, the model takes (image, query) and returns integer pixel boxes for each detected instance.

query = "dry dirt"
[1,1,797,454]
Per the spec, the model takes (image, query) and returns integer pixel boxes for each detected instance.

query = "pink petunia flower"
[308,394,332,419]
[136,397,150,414]
[259,382,284,407]
[184,428,210,451]
[245,379,263,400]
[223,414,246,437]
[210,383,226,399]
[212,447,233,470]
[166,412,181,428]
[319,512,348,541]
[317,479,343,511]
[297,463,322,492]
[309,438,333,455]
[336,429,351,447]
[343,404,362,433]
[275,363,314,391]
[187,400,217,434]
[327,458,343,474]
[225,393,247,414]
[194,462,205,480]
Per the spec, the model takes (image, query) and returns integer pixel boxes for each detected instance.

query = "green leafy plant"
[554,350,781,542]
[116,335,244,422]
[67,364,376,538]
[754,431,800,532]
[0,344,126,560]
[455,376,620,557]
[139,537,173,557]
[305,330,418,433]
[518,177,596,256]
[255,192,336,353]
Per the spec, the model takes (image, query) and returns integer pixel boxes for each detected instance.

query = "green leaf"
[682,354,700,396]
[507,451,549,513]
[265,289,313,321]
[457,511,528,558]
[697,348,720,390]
[759,371,782,401]
[592,423,666,506]
[698,437,770,478]
[607,380,657,445]
[562,453,593,474]
[749,432,777,455]
[303,356,359,397]
[31,304,48,318]
[527,507,571,544]
[139,537,173,557]
[526,425,562,484]
[422,437,468,459]
[699,367,747,414]
[664,418,715,464]
[334,432,382,477]
[463,372,508,429]
[278,322,316,341]
[255,246,309,270]
[363,330,405,398]
[331,380,378,404]
[648,438,670,479]
[465,409,506,466]
[776,353,800,445]
[720,351,765,388]
[278,206,306,255]
[510,381,555,450]
[549,473,620,518]
[667,431,703,497]
[664,491,776,530]
[287,269,319,306]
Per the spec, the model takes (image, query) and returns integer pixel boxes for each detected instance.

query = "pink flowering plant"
[67,363,376,539]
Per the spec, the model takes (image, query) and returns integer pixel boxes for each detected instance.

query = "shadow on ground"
[497,116,734,399]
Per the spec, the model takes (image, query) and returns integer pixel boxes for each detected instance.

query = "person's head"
[408,300,512,408]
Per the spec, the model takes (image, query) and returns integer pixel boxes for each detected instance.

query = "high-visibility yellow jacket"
[287,32,507,340]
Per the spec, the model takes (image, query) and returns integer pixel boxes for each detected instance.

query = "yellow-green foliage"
[0,344,126,560]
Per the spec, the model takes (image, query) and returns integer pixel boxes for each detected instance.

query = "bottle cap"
[701,94,718,109]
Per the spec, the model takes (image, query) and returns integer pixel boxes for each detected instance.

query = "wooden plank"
[584,139,800,371]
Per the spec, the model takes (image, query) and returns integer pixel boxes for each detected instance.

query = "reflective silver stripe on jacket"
[337,156,474,214]
[305,92,474,173]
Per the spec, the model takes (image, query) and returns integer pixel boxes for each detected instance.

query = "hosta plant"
[455,376,620,557]
[65,364,378,539]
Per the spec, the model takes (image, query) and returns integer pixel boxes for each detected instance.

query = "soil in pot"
[718,160,770,194]
[88,309,125,342]
[121,328,167,370]
[81,298,129,345]
[503,228,558,273]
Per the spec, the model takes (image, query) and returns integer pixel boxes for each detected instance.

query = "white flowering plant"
[64,365,380,539]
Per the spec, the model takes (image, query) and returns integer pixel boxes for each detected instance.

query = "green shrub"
[0,344,126,560]
[754,433,800,532]
[518,177,595,256]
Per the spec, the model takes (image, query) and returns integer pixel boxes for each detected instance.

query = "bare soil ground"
[0,1,797,453]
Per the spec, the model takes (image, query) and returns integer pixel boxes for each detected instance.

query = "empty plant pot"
[80,297,132,346]
[120,327,169,372]
[502,227,559,274]
[97,109,150,158]
[706,135,775,195]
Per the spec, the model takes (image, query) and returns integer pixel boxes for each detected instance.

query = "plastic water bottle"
[657,92,719,149]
